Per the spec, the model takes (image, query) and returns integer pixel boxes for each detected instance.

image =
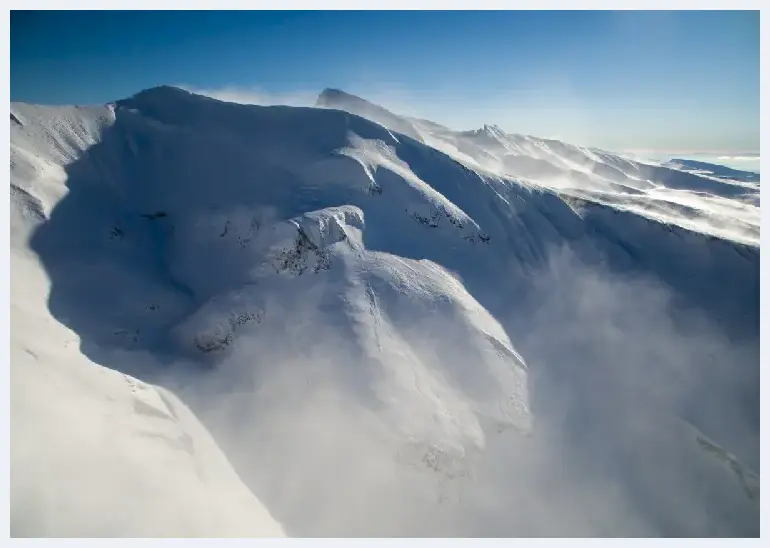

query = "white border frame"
[3,3,766,543]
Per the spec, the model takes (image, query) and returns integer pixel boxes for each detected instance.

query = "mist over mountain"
[10,85,759,537]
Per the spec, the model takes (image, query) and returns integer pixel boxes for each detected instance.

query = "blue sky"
[11,10,759,153]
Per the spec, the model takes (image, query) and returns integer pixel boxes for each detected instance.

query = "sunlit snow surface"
[10,87,759,537]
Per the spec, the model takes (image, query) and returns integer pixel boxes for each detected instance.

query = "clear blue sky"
[11,10,759,153]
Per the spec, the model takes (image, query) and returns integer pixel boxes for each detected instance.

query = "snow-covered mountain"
[10,86,759,537]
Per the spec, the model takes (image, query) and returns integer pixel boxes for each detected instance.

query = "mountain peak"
[315,87,424,143]
[459,123,508,143]
[127,84,193,101]
[483,123,504,133]
[316,88,370,108]
[480,124,507,138]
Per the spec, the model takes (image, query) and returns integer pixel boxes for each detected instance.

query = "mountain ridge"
[10,85,759,537]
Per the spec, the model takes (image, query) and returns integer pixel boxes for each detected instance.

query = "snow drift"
[10,86,759,537]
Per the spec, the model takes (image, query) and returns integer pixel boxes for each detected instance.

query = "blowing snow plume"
[10,86,759,537]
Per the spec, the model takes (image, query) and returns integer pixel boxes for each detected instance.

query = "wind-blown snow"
[10,86,759,537]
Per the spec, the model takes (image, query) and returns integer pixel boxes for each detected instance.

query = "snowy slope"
[11,236,286,539]
[321,90,760,247]
[10,86,759,537]
[10,103,285,538]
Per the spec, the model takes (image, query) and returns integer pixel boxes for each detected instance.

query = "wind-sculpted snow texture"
[10,86,759,537]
